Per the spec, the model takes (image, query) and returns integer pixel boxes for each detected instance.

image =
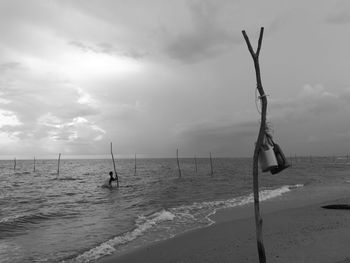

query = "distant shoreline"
[0,155,252,160]
[0,155,347,161]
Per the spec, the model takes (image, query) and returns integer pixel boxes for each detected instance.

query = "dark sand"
[99,185,350,263]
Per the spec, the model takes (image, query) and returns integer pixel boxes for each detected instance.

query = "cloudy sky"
[1,0,350,158]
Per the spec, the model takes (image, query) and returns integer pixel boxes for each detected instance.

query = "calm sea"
[1,157,349,262]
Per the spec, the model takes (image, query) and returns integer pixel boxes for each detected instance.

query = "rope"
[255,86,271,126]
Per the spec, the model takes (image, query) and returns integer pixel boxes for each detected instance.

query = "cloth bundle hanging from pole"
[259,132,290,174]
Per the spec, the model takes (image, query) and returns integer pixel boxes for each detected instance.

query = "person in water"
[109,171,116,186]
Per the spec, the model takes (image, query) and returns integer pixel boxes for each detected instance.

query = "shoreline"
[99,183,350,263]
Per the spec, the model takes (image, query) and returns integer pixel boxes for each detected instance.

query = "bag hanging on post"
[270,143,290,174]
[265,133,290,174]
[258,136,278,172]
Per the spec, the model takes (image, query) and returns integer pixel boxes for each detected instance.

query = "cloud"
[326,11,350,24]
[256,84,350,154]
[39,115,106,142]
[171,84,350,156]
[174,120,258,156]
[164,1,241,63]
[69,41,146,60]
[0,62,23,72]
[0,109,22,128]
[1,113,106,153]
[0,62,104,154]
[325,1,350,24]
[268,84,345,121]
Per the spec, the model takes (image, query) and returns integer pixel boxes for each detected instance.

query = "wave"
[66,210,175,262]
[0,211,80,238]
[67,184,303,263]
[13,171,32,176]
[56,177,79,181]
[0,211,76,225]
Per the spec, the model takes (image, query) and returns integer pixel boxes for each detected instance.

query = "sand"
[99,186,350,263]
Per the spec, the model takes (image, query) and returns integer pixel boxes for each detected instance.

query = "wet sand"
[99,186,350,263]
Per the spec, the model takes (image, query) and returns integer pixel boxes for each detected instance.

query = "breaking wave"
[67,184,303,263]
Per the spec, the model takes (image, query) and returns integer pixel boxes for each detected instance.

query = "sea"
[1,156,350,263]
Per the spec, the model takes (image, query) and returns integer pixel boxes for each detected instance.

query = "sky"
[1,0,350,158]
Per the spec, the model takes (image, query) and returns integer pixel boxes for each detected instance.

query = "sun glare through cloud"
[57,49,143,81]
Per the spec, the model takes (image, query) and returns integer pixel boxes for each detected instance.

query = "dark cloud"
[326,11,350,24]
[69,41,95,52]
[0,62,22,72]
[176,120,257,156]
[69,41,146,59]
[97,43,146,59]
[165,1,241,63]
[325,1,350,25]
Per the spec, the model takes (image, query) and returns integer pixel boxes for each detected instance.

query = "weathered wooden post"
[242,27,267,263]
[110,142,119,187]
[134,153,137,176]
[194,156,198,173]
[289,155,293,167]
[57,153,61,175]
[209,152,214,176]
[176,148,182,178]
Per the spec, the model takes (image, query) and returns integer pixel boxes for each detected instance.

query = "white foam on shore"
[67,184,303,263]
[173,184,304,225]
[67,210,175,263]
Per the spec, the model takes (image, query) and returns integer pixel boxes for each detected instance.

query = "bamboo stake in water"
[110,142,119,187]
[210,152,214,176]
[134,153,137,176]
[194,156,198,173]
[57,153,61,175]
[176,148,181,178]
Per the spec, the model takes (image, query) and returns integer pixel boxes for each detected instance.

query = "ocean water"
[1,157,350,263]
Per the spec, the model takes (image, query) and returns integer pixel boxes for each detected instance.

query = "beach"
[100,184,350,263]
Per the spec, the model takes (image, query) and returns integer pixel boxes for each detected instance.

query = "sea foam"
[68,184,303,263]
[68,209,176,263]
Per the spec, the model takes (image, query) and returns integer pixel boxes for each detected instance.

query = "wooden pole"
[176,148,182,178]
[289,155,293,167]
[134,153,137,176]
[194,156,198,173]
[242,27,267,263]
[14,158,16,171]
[110,142,119,187]
[57,153,61,175]
[209,152,214,176]
[34,157,36,172]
